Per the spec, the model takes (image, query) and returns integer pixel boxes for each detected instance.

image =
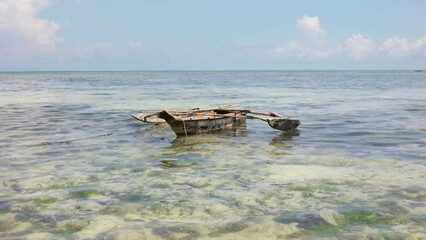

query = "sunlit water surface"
[1,71,425,239]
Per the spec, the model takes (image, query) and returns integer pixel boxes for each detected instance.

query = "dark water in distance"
[0,71,425,239]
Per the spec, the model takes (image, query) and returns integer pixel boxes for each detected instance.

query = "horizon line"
[0,69,424,73]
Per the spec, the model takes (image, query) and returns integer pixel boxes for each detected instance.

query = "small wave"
[337,131,375,137]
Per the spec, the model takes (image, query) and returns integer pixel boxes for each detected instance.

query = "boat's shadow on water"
[165,127,300,153]
[269,130,300,146]
[166,126,247,150]
[134,121,300,149]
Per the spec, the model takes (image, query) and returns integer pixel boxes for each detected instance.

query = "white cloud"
[345,34,375,60]
[163,47,192,59]
[380,36,426,59]
[275,40,334,61]
[296,15,325,37]
[275,15,334,61]
[128,41,145,51]
[0,0,62,59]
[273,15,426,64]
[74,42,115,59]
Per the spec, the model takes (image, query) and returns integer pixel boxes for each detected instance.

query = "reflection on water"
[270,130,300,146]
[0,71,425,239]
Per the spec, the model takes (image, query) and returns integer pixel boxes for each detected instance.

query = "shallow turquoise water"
[1,71,425,239]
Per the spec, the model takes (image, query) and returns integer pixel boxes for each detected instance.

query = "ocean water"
[0,71,425,239]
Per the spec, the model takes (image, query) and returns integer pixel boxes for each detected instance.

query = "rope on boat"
[182,119,188,138]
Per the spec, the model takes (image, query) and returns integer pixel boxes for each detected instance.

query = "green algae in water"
[302,223,340,236]
[411,216,426,227]
[71,189,104,198]
[338,210,409,226]
[275,212,340,236]
[385,188,426,201]
[130,168,145,173]
[256,195,275,206]
[289,185,338,192]
[119,194,151,202]
[368,232,405,240]
[415,192,426,200]
[397,192,426,201]
[322,179,357,186]
[160,159,200,168]
[45,177,72,190]
[288,185,338,197]
[53,220,87,236]
[0,221,17,232]
[89,175,100,182]
[288,185,320,192]
[16,197,58,208]
[150,183,170,189]
[159,159,179,164]
[378,201,409,215]
[103,165,124,172]
[55,225,83,236]
[302,218,403,237]
[33,197,58,207]
[149,203,168,214]
[46,175,100,190]
[146,170,171,178]
[300,209,411,237]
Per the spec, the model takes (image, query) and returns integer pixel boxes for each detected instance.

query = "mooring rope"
[35,130,136,146]
[182,118,188,138]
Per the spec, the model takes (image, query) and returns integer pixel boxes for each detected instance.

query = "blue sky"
[1,0,426,70]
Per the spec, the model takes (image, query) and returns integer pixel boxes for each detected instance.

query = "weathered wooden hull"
[158,110,246,136]
[133,107,300,135]
[131,111,165,123]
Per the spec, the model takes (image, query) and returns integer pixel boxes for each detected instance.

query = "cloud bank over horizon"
[1,1,425,70]
[0,0,61,63]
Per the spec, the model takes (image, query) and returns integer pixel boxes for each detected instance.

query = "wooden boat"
[157,109,248,136]
[132,107,300,136]
[132,111,165,123]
